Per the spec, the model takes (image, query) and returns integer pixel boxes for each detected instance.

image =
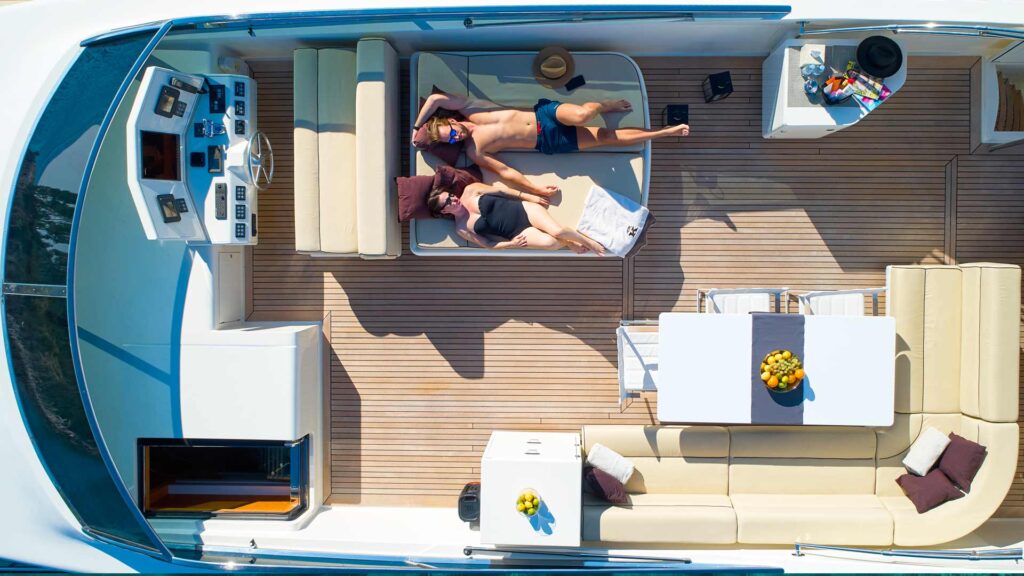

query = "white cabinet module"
[481,431,582,547]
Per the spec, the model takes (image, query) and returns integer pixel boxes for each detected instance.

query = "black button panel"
[235,101,245,116]
[235,185,246,202]
[234,120,245,135]
[235,223,247,238]
[234,81,245,97]
[235,204,246,220]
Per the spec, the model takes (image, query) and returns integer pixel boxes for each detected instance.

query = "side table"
[480,431,582,547]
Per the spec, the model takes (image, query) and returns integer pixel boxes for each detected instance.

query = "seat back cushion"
[582,425,729,495]
[959,263,1020,422]
[316,48,358,254]
[729,427,877,494]
[886,265,962,414]
[293,49,321,252]
[355,38,400,258]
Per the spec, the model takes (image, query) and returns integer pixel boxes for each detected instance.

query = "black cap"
[857,36,903,78]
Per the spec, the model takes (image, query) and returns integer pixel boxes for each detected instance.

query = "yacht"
[3,0,1024,572]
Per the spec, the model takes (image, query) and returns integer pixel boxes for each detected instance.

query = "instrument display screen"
[140,131,180,181]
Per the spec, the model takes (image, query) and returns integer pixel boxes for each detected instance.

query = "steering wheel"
[247,130,274,191]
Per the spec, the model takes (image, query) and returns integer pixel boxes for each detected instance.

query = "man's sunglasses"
[448,127,459,145]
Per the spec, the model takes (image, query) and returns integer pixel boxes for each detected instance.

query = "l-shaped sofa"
[582,263,1020,546]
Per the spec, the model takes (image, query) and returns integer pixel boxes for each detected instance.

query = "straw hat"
[533,47,575,89]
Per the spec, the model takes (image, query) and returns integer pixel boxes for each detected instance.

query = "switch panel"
[235,185,246,202]
[235,223,247,239]
[215,183,227,220]
[235,204,246,220]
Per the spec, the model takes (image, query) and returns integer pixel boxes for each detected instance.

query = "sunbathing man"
[412,94,690,197]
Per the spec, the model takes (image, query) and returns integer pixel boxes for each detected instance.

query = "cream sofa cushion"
[732,494,893,545]
[416,52,468,100]
[414,152,644,249]
[880,418,1018,546]
[729,426,876,459]
[959,263,1020,422]
[731,458,877,495]
[316,48,359,254]
[293,49,321,252]
[583,425,730,495]
[355,38,400,258]
[583,424,730,458]
[886,265,962,414]
[583,494,736,544]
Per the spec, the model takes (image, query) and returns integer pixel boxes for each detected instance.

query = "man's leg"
[554,100,633,126]
[576,123,690,150]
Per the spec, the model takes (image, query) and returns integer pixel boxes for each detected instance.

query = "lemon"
[782,350,792,360]
[774,353,783,362]
[761,371,771,382]
[517,502,525,512]
[778,381,787,389]
[781,376,789,384]
[526,508,535,516]
[767,357,776,365]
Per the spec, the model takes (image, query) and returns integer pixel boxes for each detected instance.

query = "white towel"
[587,443,635,485]
[902,427,951,476]
[576,185,649,258]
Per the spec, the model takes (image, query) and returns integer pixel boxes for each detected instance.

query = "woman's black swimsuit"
[474,195,532,240]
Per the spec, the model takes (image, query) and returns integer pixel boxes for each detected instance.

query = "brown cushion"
[396,175,435,222]
[938,433,987,492]
[433,164,482,196]
[583,466,628,504]
[412,87,466,165]
[896,469,964,513]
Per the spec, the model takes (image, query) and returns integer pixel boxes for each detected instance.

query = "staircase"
[995,71,1024,132]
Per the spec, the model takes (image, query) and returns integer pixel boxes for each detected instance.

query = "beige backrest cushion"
[293,49,321,252]
[729,426,877,494]
[355,38,400,258]
[886,265,962,414]
[413,152,644,249]
[317,49,358,254]
[582,425,729,495]
[416,52,468,100]
[959,263,1020,422]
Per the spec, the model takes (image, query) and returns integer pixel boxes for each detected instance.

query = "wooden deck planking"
[250,56,1024,513]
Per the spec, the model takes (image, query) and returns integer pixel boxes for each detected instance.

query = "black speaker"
[458,482,481,522]
[702,71,733,103]
[664,104,689,127]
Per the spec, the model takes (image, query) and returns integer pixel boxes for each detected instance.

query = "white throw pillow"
[902,427,952,476]
[586,443,635,485]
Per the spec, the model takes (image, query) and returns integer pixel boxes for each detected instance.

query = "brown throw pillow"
[896,469,964,513]
[396,175,435,222]
[432,164,482,197]
[938,433,987,492]
[412,87,466,165]
[583,466,628,504]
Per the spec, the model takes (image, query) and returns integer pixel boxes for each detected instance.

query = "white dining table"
[656,313,896,426]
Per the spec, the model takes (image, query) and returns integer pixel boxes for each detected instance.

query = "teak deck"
[248,56,1024,515]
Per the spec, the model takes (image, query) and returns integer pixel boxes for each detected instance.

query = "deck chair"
[616,322,658,404]
[696,288,789,314]
[796,288,884,316]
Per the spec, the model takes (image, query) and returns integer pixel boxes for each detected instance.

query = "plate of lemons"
[760,349,804,393]
[516,489,542,518]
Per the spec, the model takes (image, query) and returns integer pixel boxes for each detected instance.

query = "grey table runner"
[750,313,805,424]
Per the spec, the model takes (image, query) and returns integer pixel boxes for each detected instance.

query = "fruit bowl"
[516,489,542,518]
[760,349,804,394]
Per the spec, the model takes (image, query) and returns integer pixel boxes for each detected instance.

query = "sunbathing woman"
[426,182,606,255]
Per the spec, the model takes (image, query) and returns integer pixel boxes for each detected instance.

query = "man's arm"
[413,93,469,130]
[469,147,559,197]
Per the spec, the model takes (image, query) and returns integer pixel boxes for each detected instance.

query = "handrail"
[798,22,1024,41]
[794,542,1024,561]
